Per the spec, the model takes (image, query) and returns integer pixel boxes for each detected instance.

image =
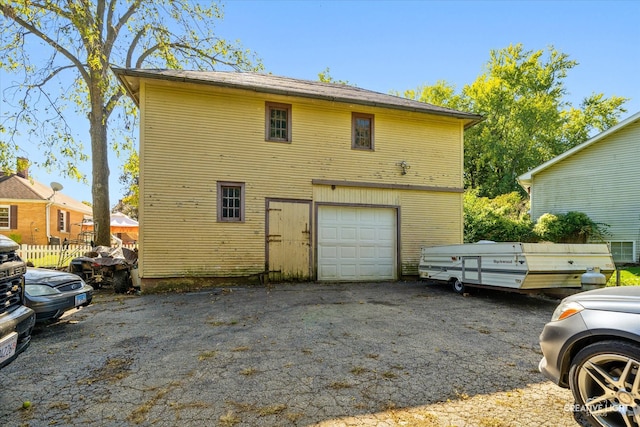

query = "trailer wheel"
[451,278,465,294]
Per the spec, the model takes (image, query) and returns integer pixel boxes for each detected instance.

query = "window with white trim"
[608,241,635,263]
[0,206,9,229]
[57,210,69,232]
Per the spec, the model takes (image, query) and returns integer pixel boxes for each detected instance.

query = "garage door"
[317,206,397,281]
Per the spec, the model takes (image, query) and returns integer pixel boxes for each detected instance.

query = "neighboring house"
[113,69,482,291]
[0,165,92,245]
[518,111,640,264]
[81,212,139,244]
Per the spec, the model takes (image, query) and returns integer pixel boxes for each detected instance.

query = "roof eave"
[517,110,640,181]
[112,67,484,125]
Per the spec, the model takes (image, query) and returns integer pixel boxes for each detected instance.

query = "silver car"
[24,268,93,322]
[539,286,640,427]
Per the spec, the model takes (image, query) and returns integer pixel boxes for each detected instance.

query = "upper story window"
[217,182,245,222]
[0,206,10,229]
[265,102,292,142]
[57,209,69,232]
[352,113,374,150]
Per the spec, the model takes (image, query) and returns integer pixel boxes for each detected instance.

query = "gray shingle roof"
[113,68,483,129]
[0,174,92,215]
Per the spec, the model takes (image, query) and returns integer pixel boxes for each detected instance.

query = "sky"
[2,0,639,205]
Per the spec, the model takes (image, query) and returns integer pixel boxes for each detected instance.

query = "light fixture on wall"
[397,160,410,175]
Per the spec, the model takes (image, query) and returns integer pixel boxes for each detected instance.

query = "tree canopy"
[404,44,628,197]
[0,0,262,244]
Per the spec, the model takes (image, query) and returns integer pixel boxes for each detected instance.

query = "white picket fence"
[19,243,138,268]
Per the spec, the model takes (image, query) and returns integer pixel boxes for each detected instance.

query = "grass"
[608,267,640,286]
[26,253,65,268]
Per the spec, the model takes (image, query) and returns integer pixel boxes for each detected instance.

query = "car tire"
[451,278,465,294]
[568,340,640,427]
[113,270,130,294]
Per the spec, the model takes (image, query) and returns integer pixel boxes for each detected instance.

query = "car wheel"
[113,270,130,294]
[568,340,640,427]
[451,278,465,294]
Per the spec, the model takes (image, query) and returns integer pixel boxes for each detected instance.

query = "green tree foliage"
[317,67,350,85]
[405,44,628,198]
[464,191,608,244]
[464,190,534,243]
[116,150,139,220]
[534,211,609,243]
[401,80,467,111]
[0,1,262,244]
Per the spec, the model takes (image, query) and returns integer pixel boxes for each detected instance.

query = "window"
[608,241,635,263]
[0,205,17,230]
[57,209,69,232]
[352,113,374,150]
[217,182,245,222]
[0,206,9,229]
[265,102,292,142]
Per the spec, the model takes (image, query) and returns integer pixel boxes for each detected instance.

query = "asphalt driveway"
[0,281,584,426]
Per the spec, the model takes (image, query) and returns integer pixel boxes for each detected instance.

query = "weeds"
[258,404,287,416]
[240,367,258,376]
[329,381,352,389]
[350,366,368,375]
[219,410,241,426]
[198,350,218,361]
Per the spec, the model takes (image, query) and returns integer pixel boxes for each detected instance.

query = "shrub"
[533,211,609,243]
[464,190,607,244]
[464,190,535,243]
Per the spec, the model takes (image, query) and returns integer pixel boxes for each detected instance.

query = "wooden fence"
[19,243,138,269]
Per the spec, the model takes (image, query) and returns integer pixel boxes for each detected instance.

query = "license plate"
[0,332,18,364]
[75,293,88,306]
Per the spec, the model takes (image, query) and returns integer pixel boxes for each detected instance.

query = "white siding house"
[518,111,640,264]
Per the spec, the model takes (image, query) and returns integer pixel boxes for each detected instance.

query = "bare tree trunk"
[90,87,111,246]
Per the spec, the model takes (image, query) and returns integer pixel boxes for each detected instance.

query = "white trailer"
[419,242,615,293]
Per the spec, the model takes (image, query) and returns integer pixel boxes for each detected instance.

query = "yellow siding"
[313,185,462,275]
[138,80,465,282]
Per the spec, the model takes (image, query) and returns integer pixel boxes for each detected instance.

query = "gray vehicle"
[0,235,36,369]
[539,286,640,427]
[25,267,93,322]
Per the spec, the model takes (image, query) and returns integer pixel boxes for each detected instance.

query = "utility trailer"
[419,242,615,294]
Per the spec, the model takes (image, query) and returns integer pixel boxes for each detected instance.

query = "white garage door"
[317,206,397,281]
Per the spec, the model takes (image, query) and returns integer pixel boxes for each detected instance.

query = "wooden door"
[267,200,311,281]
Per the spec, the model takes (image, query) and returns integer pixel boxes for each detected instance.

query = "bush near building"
[464,190,608,244]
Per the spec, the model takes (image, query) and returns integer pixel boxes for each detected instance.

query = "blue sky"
[4,0,639,204]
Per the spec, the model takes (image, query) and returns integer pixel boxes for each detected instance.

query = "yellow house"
[0,166,92,245]
[114,69,482,291]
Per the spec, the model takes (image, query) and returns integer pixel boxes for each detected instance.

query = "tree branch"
[106,0,141,60]
[0,4,91,83]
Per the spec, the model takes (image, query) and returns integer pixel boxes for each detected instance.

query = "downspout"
[45,184,63,244]
[45,200,53,243]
